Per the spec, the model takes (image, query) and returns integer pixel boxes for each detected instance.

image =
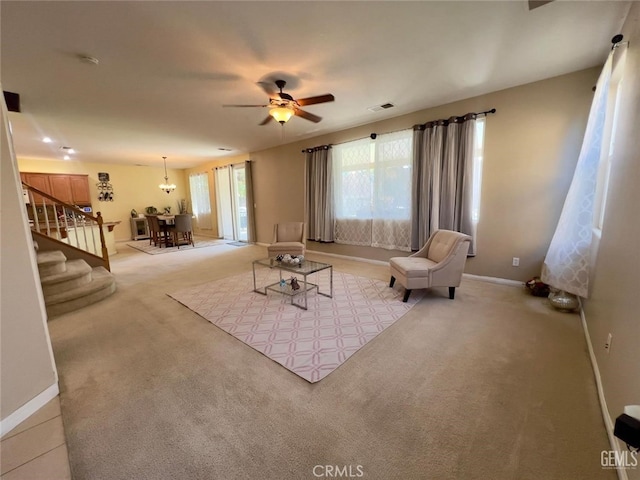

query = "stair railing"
[22,181,110,271]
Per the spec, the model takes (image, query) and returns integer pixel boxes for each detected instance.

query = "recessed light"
[63,155,70,160]
[43,137,52,143]
[67,148,75,154]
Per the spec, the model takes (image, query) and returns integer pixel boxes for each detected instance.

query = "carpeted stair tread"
[37,250,67,276]
[45,267,115,307]
[41,259,93,297]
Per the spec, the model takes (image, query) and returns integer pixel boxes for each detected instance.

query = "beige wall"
[17,158,188,243]
[584,4,640,475]
[247,67,599,280]
[1,98,57,421]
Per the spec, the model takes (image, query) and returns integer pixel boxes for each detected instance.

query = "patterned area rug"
[127,238,228,255]
[168,271,422,382]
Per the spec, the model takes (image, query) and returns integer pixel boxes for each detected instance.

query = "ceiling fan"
[223,80,335,125]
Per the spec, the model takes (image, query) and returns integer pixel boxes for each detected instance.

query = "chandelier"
[159,156,176,194]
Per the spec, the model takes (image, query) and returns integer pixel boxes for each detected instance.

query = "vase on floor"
[548,289,579,313]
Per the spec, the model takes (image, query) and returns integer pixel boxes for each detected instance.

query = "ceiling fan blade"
[222,104,269,108]
[257,81,277,97]
[259,115,274,126]
[295,109,322,123]
[296,94,335,106]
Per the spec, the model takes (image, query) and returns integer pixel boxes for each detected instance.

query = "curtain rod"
[302,108,496,152]
[413,108,496,130]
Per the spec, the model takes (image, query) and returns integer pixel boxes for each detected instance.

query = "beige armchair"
[267,222,306,257]
[389,229,471,302]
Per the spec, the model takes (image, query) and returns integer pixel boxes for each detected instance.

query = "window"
[472,117,486,223]
[333,129,413,250]
[189,173,212,230]
[594,48,625,233]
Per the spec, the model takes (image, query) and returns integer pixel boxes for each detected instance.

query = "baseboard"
[305,249,390,266]
[462,273,524,287]
[0,382,59,438]
[579,299,629,480]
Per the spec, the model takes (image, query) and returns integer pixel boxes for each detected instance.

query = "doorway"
[214,164,248,242]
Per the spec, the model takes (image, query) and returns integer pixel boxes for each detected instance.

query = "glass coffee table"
[252,257,333,310]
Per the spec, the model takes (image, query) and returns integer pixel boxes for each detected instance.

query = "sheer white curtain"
[541,53,614,298]
[333,129,413,250]
[189,173,212,230]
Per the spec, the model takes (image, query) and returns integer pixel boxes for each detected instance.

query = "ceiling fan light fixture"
[270,106,294,124]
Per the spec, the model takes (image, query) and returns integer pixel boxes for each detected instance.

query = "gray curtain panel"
[411,115,477,254]
[244,160,257,243]
[305,146,334,242]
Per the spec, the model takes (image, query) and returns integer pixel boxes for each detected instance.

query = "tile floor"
[1,397,71,480]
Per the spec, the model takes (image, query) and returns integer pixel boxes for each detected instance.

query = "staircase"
[37,249,116,317]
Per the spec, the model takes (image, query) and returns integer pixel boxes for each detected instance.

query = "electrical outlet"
[605,333,613,353]
[512,257,520,267]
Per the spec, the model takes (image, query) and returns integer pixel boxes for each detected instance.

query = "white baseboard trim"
[0,382,59,438]
[462,273,524,287]
[305,249,390,266]
[261,247,526,284]
[578,299,628,480]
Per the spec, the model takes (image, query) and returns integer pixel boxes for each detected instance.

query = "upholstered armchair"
[389,229,471,302]
[267,222,306,257]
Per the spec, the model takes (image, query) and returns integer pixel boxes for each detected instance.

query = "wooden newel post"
[96,212,111,272]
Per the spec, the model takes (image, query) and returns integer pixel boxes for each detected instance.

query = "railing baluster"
[29,191,41,233]
[81,219,90,254]
[72,214,81,249]
[63,207,70,245]
[42,198,51,237]
[90,219,97,255]
[53,202,62,241]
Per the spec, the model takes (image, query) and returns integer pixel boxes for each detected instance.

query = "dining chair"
[147,215,171,247]
[172,214,194,248]
[145,215,159,246]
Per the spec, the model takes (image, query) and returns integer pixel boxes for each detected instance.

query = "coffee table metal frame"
[252,257,333,310]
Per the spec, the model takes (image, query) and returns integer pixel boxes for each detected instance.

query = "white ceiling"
[1,1,630,168]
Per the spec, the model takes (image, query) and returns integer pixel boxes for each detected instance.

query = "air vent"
[3,91,20,112]
[367,103,395,113]
[218,148,232,152]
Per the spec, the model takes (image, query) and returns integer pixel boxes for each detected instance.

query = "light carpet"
[168,271,421,382]
[126,238,227,255]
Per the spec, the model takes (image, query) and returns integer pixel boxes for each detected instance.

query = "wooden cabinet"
[20,173,91,206]
[69,175,91,204]
[49,175,74,203]
[21,173,52,204]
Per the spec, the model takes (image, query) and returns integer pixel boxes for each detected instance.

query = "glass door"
[214,163,248,242]
[232,165,247,242]
[214,166,234,240]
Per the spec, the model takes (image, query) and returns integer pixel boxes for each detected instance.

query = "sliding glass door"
[214,163,248,242]
[233,166,248,242]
